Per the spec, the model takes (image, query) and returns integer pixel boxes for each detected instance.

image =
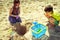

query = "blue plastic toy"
[31,22,47,38]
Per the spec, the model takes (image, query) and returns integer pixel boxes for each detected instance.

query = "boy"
[44,5,60,40]
[44,5,60,21]
[44,5,60,30]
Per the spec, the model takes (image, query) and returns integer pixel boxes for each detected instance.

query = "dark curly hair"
[44,5,53,12]
[12,0,20,14]
[14,0,20,4]
[14,0,20,6]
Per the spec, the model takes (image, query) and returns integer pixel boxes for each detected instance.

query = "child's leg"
[55,26,60,32]
[48,34,60,40]
[16,22,21,27]
[46,22,56,40]
[11,22,21,31]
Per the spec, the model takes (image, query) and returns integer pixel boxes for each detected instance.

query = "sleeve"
[52,11,60,21]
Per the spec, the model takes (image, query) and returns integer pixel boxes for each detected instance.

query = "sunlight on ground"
[0,0,60,40]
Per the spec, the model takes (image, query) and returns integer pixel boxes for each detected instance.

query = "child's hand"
[49,20,54,24]
[16,16,19,19]
[49,17,55,24]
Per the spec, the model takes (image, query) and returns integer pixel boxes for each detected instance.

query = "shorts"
[9,16,22,25]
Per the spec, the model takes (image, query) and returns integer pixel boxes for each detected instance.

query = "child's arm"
[49,18,55,25]
[44,13,55,24]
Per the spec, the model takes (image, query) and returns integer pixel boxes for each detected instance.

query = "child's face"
[16,3,20,8]
[45,11,52,18]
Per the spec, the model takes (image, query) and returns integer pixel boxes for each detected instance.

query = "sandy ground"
[0,0,60,40]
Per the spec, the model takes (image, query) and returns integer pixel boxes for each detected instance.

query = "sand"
[0,0,60,40]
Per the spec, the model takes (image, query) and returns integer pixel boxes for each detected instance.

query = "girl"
[8,0,23,40]
[9,0,21,26]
